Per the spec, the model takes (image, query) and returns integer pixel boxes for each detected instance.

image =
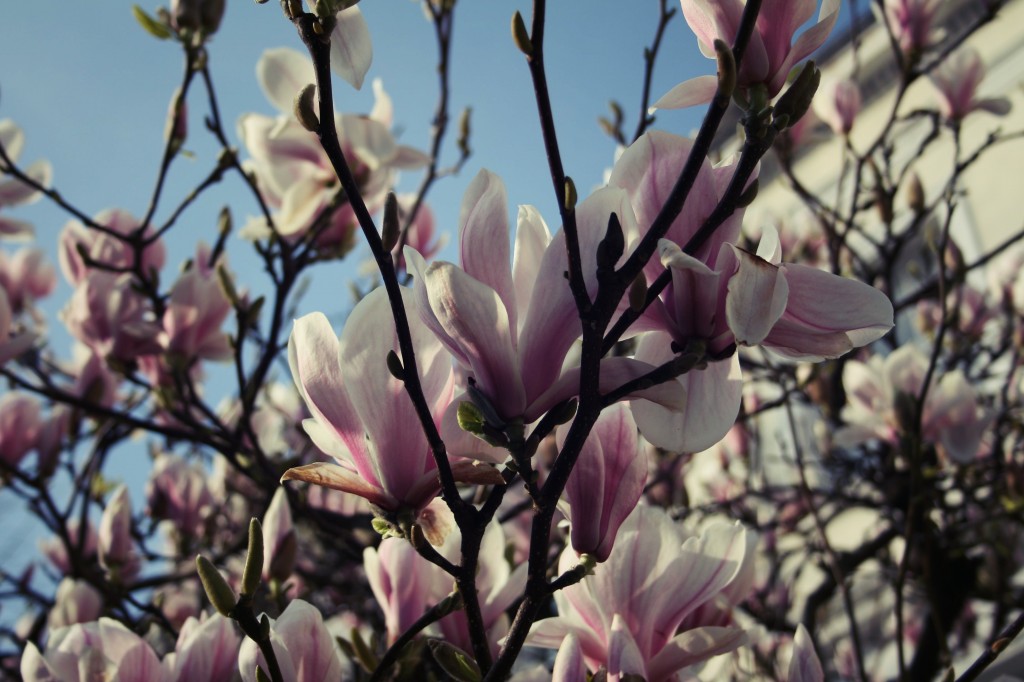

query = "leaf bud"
[196,555,237,617]
[628,272,648,312]
[713,39,736,98]
[294,83,319,132]
[240,518,264,598]
[386,349,405,381]
[511,11,532,57]
[563,176,577,211]
[773,61,820,131]
[381,191,401,252]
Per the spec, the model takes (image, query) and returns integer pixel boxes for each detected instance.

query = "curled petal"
[331,6,373,90]
[649,75,719,111]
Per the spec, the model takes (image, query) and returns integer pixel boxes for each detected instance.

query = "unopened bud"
[596,213,624,273]
[714,39,736,98]
[906,172,925,213]
[457,401,487,436]
[196,555,237,617]
[563,176,577,211]
[294,84,319,132]
[386,349,405,381]
[511,11,532,56]
[240,518,264,598]
[281,0,303,20]
[381,192,400,252]
[550,398,578,426]
[457,107,472,157]
[736,177,760,208]
[628,272,648,312]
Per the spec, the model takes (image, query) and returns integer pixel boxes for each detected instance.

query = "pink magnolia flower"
[406,170,685,438]
[39,520,98,576]
[262,487,297,582]
[527,505,754,681]
[787,624,825,682]
[610,131,892,453]
[62,271,162,364]
[0,119,52,240]
[146,453,214,538]
[58,209,166,287]
[98,485,140,582]
[392,194,445,272]
[0,248,56,314]
[556,403,647,562]
[835,344,992,464]
[0,287,37,366]
[237,599,345,682]
[284,286,455,513]
[239,50,426,249]
[880,0,939,56]
[161,243,232,363]
[652,0,840,110]
[929,46,1011,122]
[0,391,42,469]
[21,618,170,682]
[163,613,241,682]
[813,77,862,135]
[47,578,103,630]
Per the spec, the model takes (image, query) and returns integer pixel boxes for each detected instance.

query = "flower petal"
[330,6,373,90]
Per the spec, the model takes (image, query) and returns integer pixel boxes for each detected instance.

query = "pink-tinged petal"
[787,624,824,682]
[512,205,552,334]
[0,159,51,206]
[0,215,34,239]
[552,632,588,682]
[771,0,841,95]
[330,6,372,90]
[559,404,646,562]
[723,244,789,347]
[763,264,893,361]
[814,77,863,135]
[607,614,647,680]
[365,540,448,644]
[238,628,299,682]
[517,230,582,406]
[418,260,525,418]
[524,617,576,650]
[340,286,449,508]
[288,313,368,463]
[681,0,746,57]
[274,600,345,682]
[282,462,396,509]
[98,619,170,682]
[257,48,317,115]
[170,614,241,682]
[20,642,60,682]
[632,332,742,453]
[459,170,517,333]
[647,626,748,680]
[976,97,1012,116]
[527,355,688,423]
[649,75,719,111]
[406,248,472,368]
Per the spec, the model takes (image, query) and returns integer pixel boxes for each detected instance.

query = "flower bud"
[240,518,264,598]
[714,39,736,98]
[196,555,237,617]
[294,83,319,132]
[380,191,400,252]
[511,11,532,57]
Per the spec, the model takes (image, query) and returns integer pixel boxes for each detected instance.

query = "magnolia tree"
[0,0,1021,680]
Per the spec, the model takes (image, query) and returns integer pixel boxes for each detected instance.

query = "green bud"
[772,61,820,131]
[511,11,532,57]
[196,555,237,617]
[457,107,473,157]
[457,401,487,436]
[294,83,319,132]
[240,518,264,598]
[132,5,172,40]
[428,640,482,682]
[381,191,401,252]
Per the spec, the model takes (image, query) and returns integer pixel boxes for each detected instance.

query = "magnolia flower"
[527,505,754,680]
[58,209,166,287]
[262,487,297,582]
[0,119,52,240]
[47,578,103,630]
[146,453,214,538]
[652,0,840,110]
[787,624,825,682]
[835,344,992,464]
[406,170,684,445]
[0,247,56,314]
[163,613,241,682]
[39,520,98,576]
[21,618,169,682]
[239,50,427,248]
[814,77,862,135]
[0,391,41,468]
[62,271,162,364]
[284,286,457,514]
[556,402,647,562]
[929,46,1011,122]
[0,287,37,366]
[161,243,232,363]
[610,131,893,453]
[880,0,939,56]
[237,599,346,682]
[98,485,140,582]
